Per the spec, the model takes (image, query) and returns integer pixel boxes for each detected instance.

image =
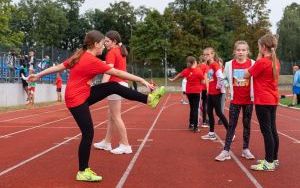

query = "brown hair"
[186,56,197,67]
[203,47,219,64]
[68,30,105,68]
[258,33,279,80]
[106,30,128,57]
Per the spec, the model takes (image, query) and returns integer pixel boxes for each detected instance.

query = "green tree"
[34,0,68,47]
[277,3,300,74]
[0,0,24,49]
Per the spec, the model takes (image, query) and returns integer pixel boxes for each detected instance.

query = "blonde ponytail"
[271,48,278,80]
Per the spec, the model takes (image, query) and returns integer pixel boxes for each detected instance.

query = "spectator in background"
[290,65,300,106]
[7,50,17,82]
[28,50,36,70]
[55,72,63,102]
[39,55,50,70]
[19,62,29,101]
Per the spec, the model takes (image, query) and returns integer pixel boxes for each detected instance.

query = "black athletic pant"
[207,94,229,132]
[69,82,148,171]
[186,93,200,127]
[224,103,253,151]
[297,94,300,104]
[255,105,279,163]
[201,90,208,123]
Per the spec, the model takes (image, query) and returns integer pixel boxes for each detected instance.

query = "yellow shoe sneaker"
[147,86,166,108]
[250,160,275,171]
[76,168,102,182]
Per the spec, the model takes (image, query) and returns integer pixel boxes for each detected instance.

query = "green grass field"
[280,97,300,108]
[0,101,59,112]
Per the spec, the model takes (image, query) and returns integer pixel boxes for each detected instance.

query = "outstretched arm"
[168,73,182,82]
[28,64,66,81]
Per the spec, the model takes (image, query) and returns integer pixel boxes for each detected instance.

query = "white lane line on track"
[0,104,141,177]
[116,94,170,188]
[215,134,263,188]
[0,108,67,123]
[0,103,63,115]
[0,106,108,139]
[224,107,300,143]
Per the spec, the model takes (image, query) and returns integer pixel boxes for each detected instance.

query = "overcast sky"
[80,0,300,33]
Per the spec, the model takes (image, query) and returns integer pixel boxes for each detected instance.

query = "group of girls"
[28,30,166,182]
[170,33,280,171]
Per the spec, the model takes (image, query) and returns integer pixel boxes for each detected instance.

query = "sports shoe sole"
[215,155,231,161]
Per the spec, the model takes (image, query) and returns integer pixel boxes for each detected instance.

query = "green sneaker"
[251,160,275,171]
[147,86,166,108]
[257,159,279,168]
[76,168,102,182]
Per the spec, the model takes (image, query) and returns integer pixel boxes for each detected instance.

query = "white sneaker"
[93,140,112,151]
[110,144,132,154]
[201,133,217,140]
[241,149,255,160]
[201,123,209,128]
[215,150,231,161]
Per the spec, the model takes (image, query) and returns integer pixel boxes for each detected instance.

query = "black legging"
[255,105,279,163]
[201,90,208,123]
[207,94,229,132]
[69,82,148,171]
[224,103,253,151]
[186,93,200,127]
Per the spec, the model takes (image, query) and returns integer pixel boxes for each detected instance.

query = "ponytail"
[271,48,278,80]
[68,45,87,68]
[119,43,128,57]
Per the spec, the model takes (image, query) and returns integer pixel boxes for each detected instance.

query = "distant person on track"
[245,33,280,171]
[55,72,63,102]
[27,68,36,106]
[289,65,300,106]
[169,56,204,133]
[215,41,255,162]
[180,78,189,104]
[28,30,166,182]
[93,30,133,155]
[201,47,228,141]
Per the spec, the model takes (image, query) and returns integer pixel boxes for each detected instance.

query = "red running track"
[0,94,299,188]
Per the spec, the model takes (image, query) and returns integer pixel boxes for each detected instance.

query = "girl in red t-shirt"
[28,30,166,182]
[94,30,133,155]
[245,33,280,171]
[201,47,229,141]
[215,41,255,161]
[55,72,62,102]
[198,55,209,127]
[169,56,204,132]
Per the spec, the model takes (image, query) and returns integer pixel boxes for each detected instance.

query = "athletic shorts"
[107,82,128,100]
[56,88,62,92]
[28,87,35,93]
[22,80,28,88]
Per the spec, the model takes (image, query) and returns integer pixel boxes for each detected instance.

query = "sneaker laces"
[86,168,97,175]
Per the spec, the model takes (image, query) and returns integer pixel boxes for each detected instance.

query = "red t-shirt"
[56,75,62,89]
[248,57,280,105]
[231,59,252,104]
[63,52,112,108]
[207,62,221,95]
[198,63,209,91]
[105,47,127,83]
[180,67,204,94]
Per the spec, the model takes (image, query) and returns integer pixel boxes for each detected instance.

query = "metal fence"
[0,52,68,84]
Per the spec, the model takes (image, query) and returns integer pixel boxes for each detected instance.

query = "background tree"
[277,3,300,74]
[0,0,24,50]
